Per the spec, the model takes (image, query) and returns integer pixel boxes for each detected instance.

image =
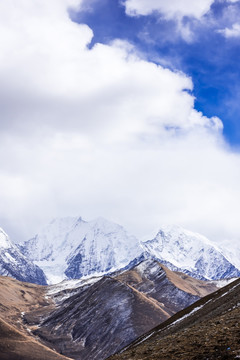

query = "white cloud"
[122,0,214,20]
[0,0,239,250]
[218,22,240,37]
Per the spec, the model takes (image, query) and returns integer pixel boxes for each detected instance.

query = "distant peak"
[155,225,214,245]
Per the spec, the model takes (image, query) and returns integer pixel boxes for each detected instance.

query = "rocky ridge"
[0,228,47,285]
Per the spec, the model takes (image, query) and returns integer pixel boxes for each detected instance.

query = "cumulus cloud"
[0,0,239,249]
[218,22,240,37]
[122,0,214,20]
[122,0,216,41]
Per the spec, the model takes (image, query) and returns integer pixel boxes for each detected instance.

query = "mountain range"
[0,216,239,360]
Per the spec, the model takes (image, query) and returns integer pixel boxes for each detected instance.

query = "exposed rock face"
[108,277,240,360]
[0,228,47,285]
[30,260,219,360]
[141,225,240,280]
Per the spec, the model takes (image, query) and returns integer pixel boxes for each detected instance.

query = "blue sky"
[74,0,240,145]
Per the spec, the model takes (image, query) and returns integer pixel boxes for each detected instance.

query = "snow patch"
[47,275,102,296]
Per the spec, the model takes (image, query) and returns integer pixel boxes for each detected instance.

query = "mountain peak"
[18,217,240,284]
[0,228,11,249]
[142,225,240,280]
[0,226,47,285]
[21,216,142,284]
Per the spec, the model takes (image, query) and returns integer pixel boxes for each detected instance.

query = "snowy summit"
[20,217,142,284]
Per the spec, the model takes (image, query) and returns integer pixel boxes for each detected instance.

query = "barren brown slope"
[108,278,240,360]
[0,275,55,333]
[0,316,71,360]
[0,275,73,360]
[0,275,72,360]
[31,276,169,360]
[116,261,219,297]
[30,260,219,360]
[0,261,223,360]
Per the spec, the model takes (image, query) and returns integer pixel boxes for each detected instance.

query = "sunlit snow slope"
[21,217,142,284]
[20,219,240,284]
[141,225,240,280]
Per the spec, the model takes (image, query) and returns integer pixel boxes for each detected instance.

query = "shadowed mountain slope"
[108,278,240,360]
[0,260,225,360]
[30,260,219,360]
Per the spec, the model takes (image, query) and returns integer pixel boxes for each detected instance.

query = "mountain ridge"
[0,227,47,285]
[28,259,220,360]
[108,277,240,360]
[19,217,240,284]
[142,225,240,280]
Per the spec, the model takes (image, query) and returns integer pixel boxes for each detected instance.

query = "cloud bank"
[0,0,240,248]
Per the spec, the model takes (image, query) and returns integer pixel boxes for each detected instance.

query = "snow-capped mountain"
[20,217,143,284]
[19,218,240,285]
[0,227,47,285]
[141,225,240,280]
